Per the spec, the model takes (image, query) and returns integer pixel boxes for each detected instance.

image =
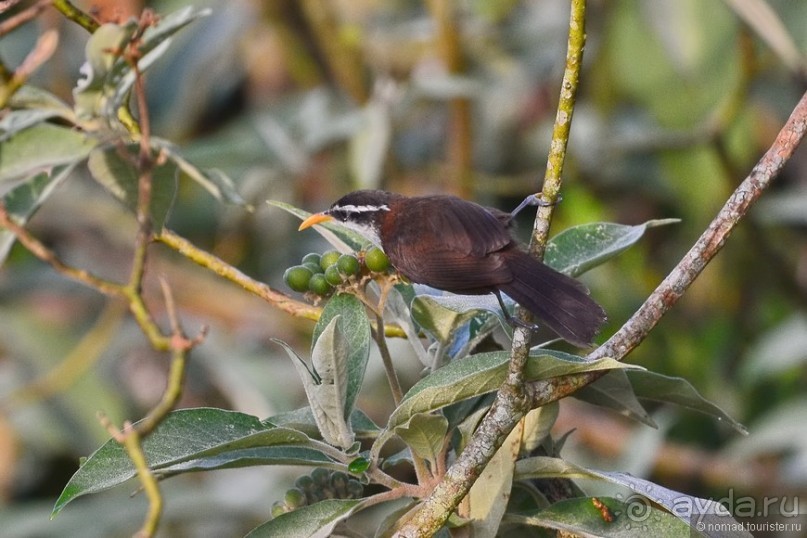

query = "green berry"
[284,265,313,293]
[324,264,343,285]
[337,254,361,277]
[308,273,333,296]
[302,252,321,266]
[320,250,341,271]
[295,475,314,491]
[271,500,289,518]
[330,471,349,497]
[302,261,323,275]
[346,479,364,499]
[284,487,307,509]
[311,467,331,486]
[364,246,390,272]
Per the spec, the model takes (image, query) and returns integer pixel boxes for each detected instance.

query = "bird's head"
[298,190,401,244]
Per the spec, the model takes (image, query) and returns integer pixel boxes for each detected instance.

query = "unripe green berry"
[311,467,330,486]
[337,254,361,277]
[301,252,321,266]
[302,261,323,275]
[324,264,343,285]
[308,274,333,296]
[294,475,314,492]
[320,250,341,271]
[346,479,364,499]
[330,471,349,497]
[364,246,390,272]
[283,265,313,293]
[284,487,307,509]
[271,500,289,518]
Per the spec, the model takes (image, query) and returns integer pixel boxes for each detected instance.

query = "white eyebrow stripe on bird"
[334,204,390,213]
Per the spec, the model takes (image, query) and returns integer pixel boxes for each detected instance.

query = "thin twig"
[0,0,51,37]
[0,203,123,295]
[51,0,100,33]
[0,29,58,107]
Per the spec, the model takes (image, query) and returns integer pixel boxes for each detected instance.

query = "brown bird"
[299,190,606,347]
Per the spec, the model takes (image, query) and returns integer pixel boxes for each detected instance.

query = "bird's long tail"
[499,250,607,347]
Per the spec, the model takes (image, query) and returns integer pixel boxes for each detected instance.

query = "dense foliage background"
[1,0,806,536]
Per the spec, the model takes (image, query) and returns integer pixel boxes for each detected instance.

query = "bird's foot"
[510,193,563,218]
[505,315,540,332]
[493,290,540,332]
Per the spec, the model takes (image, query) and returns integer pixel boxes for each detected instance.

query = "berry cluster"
[283,247,391,297]
[271,468,364,518]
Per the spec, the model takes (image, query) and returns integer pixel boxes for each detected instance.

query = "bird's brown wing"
[381,196,515,291]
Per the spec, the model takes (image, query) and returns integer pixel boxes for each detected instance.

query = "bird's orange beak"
[298,212,333,231]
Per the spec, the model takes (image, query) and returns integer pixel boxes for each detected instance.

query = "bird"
[298,190,606,347]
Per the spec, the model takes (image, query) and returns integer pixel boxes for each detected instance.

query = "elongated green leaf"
[0,123,97,182]
[394,413,448,466]
[545,219,679,276]
[154,138,245,205]
[387,351,640,431]
[626,370,746,434]
[52,408,322,515]
[246,499,363,538]
[268,199,368,252]
[266,407,380,439]
[411,295,485,345]
[2,85,75,141]
[312,294,371,417]
[87,145,177,229]
[0,164,75,266]
[159,446,339,474]
[274,324,354,449]
[514,457,750,536]
[511,496,693,537]
[575,370,656,428]
[469,422,519,538]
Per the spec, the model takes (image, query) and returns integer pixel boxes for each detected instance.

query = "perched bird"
[298,190,606,347]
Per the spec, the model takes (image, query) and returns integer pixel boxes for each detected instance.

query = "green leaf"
[575,370,657,428]
[386,350,640,432]
[411,295,484,345]
[275,320,354,449]
[87,145,177,229]
[2,87,75,140]
[266,407,380,440]
[312,293,371,418]
[154,138,245,205]
[0,164,76,266]
[52,408,322,516]
[74,8,211,123]
[268,199,368,252]
[0,123,97,182]
[626,370,747,434]
[511,496,693,537]
[545,219,679,276]
[245,499,363,538]
[394,413,448,466]
[514,457,750,536]
[469,422,519,538]
[157,446,339,475]
[73,22,137,121]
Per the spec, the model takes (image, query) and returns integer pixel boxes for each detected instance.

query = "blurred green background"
[1,0,806,535]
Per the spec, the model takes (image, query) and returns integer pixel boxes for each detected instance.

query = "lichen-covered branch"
[393,1,589,536]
